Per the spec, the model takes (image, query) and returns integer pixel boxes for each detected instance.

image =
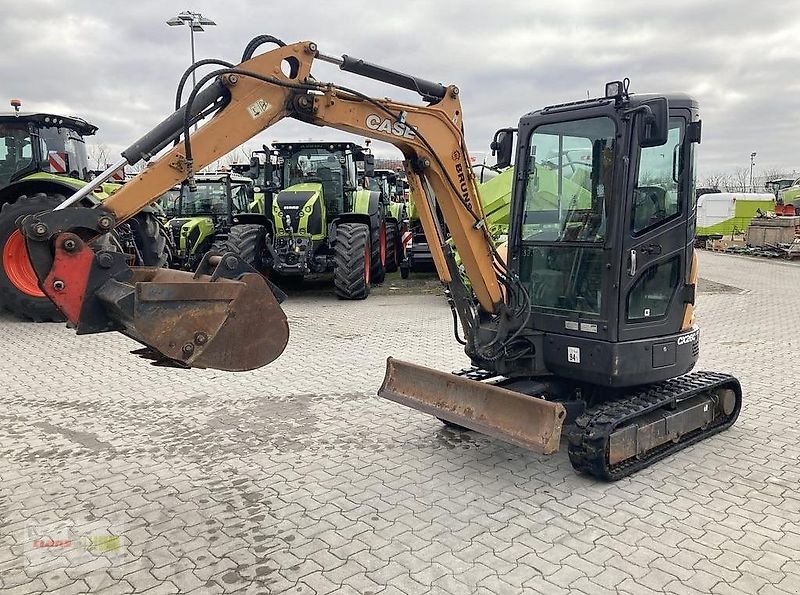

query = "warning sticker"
[247,99,271,119]
[567,346,581,364]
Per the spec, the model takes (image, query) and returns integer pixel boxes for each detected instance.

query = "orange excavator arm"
[19,38,506,371]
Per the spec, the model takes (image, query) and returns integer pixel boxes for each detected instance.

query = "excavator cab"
[380,83,739,479]
[500,86,702,386]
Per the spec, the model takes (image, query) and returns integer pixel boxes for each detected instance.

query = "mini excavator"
[18,37,741,479]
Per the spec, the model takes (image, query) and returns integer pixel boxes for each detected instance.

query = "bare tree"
[700,172,729,189]
[760,167,790,185]
[730,167,749,192]
[87,143,110,171]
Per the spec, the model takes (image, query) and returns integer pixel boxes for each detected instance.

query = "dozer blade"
[94,267,289,371]
[378,358,566,454]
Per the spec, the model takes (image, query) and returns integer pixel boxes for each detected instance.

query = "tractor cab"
[163,172,257,270]
[0,110,96,189]
[372,168,405,202]
[272,142,370,219]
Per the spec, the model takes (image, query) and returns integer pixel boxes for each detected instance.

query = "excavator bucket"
[34,231,289,372]
[378,358,567,454]
[95,267,289,371]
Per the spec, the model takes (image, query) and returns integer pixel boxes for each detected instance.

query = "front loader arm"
[19,38,507,371]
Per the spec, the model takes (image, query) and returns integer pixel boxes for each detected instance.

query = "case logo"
[365,114,416,138]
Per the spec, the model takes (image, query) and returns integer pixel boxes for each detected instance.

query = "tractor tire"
[127,212,172,267]
[385,221,399,273]
[334,222,371,300]
[0,194,65,322]
[370,221,387,284]
[0,195,172,322]
[400,263,410,279]
[210,224,270,273]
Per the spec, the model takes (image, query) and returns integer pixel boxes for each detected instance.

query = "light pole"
[166,11,216,92]
[749,152,757,192]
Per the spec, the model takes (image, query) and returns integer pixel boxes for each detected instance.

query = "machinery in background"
[161,172,265,271]
[259,141,397,298]
[0,101,169,321]
[400,164,513,278]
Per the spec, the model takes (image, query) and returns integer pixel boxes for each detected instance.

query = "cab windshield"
[283,148,346,188]
[518,116,616,318]
[178,181,250,216]
[521,116,615,243]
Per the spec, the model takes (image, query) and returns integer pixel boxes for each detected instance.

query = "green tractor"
[161,172,265,270]
[0,104,170,321]
[371,167,408,268]
[252,141,398,299]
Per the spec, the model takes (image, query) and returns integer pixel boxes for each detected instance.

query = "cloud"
[4,0,799,176]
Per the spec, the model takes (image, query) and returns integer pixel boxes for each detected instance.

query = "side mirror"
[639,97,669,148]
[363,153,375,177]
[490,128,515,169]
[263,159,274,185]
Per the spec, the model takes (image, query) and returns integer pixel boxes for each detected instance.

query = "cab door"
[618,111,695,341]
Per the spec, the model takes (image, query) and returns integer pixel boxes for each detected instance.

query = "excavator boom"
[20,39,503,370]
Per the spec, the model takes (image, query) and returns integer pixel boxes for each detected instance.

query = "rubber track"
[567,371,742,480]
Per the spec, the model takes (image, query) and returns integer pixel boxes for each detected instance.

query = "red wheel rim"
[379,224,387,266]
[3,230,44,297]
[364,239,371,285]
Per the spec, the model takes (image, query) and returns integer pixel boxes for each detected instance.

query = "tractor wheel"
[0,194,65,321]
[0,195,172,322]
[385,221,399,273]
[334,222,371,300]
[127,212,172,267]
[210,224,270,273]
[370,220,387,284]
[400,263,410,279]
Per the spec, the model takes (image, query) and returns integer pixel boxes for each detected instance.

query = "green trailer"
[695,192,775,239]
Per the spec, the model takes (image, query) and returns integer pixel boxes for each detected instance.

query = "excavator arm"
[19,39,506,371]
[18,36,571,457]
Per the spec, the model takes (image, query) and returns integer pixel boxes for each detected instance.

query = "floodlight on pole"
[166,11,216,92]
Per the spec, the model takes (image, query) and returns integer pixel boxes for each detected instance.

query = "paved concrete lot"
[1,251,799,594]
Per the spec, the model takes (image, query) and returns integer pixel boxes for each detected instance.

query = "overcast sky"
[4,0,799,179]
